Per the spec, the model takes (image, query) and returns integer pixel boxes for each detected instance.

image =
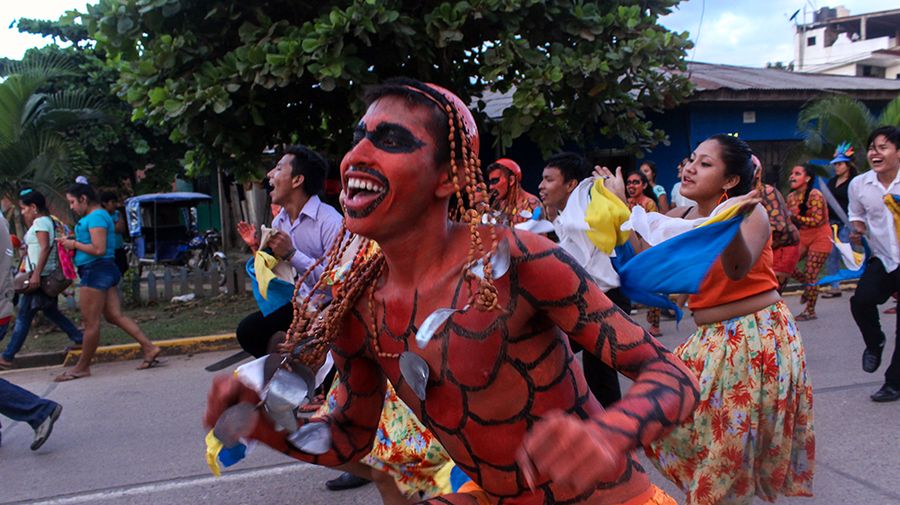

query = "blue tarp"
[126,192,212,205]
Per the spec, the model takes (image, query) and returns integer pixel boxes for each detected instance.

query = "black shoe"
[325,472,370,491]
[31,403,62,451]
[862,348,882,373]
[870,384,900,403]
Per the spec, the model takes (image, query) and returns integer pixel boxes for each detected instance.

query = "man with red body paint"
[205,78,698,504]
[488,158,542,225]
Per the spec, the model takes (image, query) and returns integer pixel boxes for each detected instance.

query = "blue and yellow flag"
[613,211,746,321]
[247,258,294,316]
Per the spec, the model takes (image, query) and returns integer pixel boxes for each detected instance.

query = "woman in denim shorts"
[53,180,161,382]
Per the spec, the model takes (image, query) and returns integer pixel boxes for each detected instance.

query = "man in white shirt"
[538,152,628,407]
[848,126,900,402]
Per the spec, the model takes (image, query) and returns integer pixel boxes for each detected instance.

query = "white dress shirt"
[552,179,620,291]
[848,169,900,272]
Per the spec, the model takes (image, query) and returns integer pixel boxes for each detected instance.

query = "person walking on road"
[0,189,83,368]
[0,209,62,450]
[55,179,160,382]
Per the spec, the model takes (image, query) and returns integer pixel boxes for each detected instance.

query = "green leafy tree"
[8,22,185,194]
[79,0,693,179]
[797,94,900,171]
[0,53,103,198]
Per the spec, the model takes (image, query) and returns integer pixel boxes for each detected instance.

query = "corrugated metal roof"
[684,62,900,92]
[478,62,900,118]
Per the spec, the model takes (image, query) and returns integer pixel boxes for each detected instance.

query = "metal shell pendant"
[415,307,460,349]
[263,367,315,432]
[213,403,259,448]
[399,351,430,401]
[287,422,331,455]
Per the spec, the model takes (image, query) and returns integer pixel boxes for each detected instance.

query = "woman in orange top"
[644,134,815,505]
[785,163,833,320]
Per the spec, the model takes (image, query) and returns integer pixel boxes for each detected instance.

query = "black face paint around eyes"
[367,123,425,153]
[351,122,366,148]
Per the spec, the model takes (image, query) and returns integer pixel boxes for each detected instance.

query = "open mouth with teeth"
[343,166,390,218]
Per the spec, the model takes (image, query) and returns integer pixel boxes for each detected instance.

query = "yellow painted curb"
[63,333,239,366]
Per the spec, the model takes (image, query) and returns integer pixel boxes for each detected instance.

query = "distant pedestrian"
[639,160,669,212]
[99,191,129,274]
[821,143,858,298]
[625,170,662,336]
[55,179,161,382]
[849,126,900,402]
[0,189,83,369]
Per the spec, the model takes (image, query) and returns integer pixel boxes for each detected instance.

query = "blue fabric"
[450,465,473,492]
[0,375,58,430]
[217,442,247,467]
[816,238,871,286]
[247,259,294,317]
[108,210,123,250]
[2,293,82,361]
[74,209,115,266]
[77,258,121,290]
[615,216,745,322]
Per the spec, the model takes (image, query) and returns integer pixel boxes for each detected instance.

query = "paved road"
[1,294,897,504]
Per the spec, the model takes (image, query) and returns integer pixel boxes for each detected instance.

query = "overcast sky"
[0,1,896,66]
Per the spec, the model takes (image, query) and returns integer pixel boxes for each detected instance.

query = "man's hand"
[850,221,866,246]
[237,221,259,250]
[267,230,295,260]
[204,374,262,430]
[516,410,627,494]
[593,165,626,203]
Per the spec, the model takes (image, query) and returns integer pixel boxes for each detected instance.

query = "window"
[857,65,885,78]
[806,36,816,46]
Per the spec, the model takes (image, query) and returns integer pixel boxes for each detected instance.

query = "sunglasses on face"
[626,180,642,185]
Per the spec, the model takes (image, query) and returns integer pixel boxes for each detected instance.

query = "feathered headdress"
[831,142,854,164]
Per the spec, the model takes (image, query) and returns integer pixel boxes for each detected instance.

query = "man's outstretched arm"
[204,325,385,467]
[513,230,699,491]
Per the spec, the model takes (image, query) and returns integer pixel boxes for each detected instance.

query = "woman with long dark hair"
[786,163,833,320]
[822,144,858,298]
[54,180,160,381]
[0,189,82,368]
[625,170,663,335]
[645,134,814,504]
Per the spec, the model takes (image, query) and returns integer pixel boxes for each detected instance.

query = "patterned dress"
[646,301,815,505]
[318,376,454,499]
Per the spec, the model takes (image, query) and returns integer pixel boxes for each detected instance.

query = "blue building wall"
[484,98,892,198]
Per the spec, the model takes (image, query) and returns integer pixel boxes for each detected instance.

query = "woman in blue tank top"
[54,180,161,381]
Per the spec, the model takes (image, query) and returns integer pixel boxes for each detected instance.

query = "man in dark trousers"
[849,125,900,402]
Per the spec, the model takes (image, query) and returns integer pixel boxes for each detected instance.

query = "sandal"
[649,326,663,337]
[137,348,165,370]
[0,357,13,370]
[821,291,842,298]
[54,370,90,382]
[795,313,817,321]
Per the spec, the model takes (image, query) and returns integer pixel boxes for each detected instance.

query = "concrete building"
[795,6,900,78]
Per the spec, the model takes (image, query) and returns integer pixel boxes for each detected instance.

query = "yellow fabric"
[253,250,280,299]
[698,200,745,228]
[204,429,224,477]
[883,194,900,244]
[833,224,864,266]
[585,179,632,253]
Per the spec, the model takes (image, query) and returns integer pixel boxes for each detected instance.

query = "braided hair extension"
[282,79,501,367]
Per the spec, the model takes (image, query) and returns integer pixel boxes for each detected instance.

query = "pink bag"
[57,244,77,280]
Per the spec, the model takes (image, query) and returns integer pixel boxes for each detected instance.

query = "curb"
[63,334,240,366]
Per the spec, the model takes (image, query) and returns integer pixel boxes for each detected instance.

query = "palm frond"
[877,94,900,127]
[797,94,875,170]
